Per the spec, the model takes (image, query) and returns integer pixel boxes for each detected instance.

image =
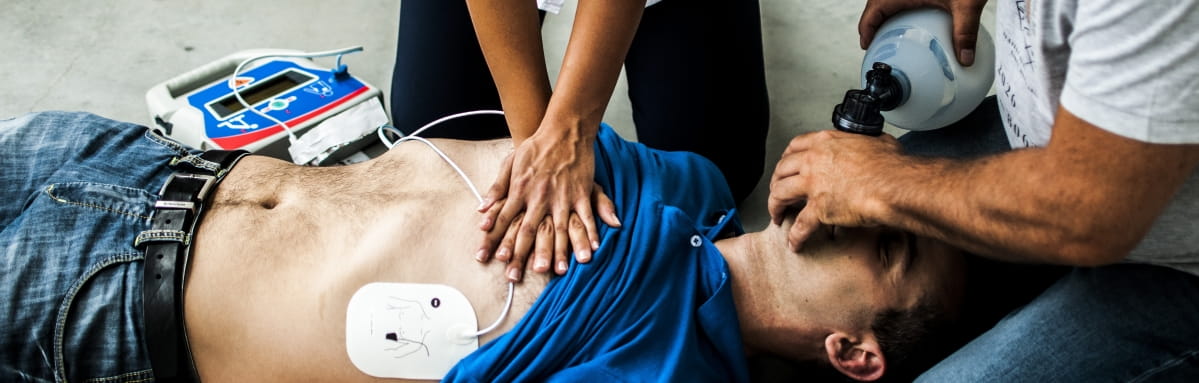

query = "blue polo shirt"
[444,125,749,382]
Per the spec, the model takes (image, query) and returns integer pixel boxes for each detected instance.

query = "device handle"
[161,49,307,98]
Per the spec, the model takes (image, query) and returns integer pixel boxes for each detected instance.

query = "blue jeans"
[0,112,199,382]
[919,264,1199,382]
[900,98,1199,381]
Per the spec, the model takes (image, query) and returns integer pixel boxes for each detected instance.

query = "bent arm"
[540,0,643,142]
[465,0,642,144]
[469,0,638,280]
[465,0,552,144]
[873,107,1199,265]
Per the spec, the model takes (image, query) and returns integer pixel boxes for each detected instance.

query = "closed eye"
[877,231,895,267]
[877,230,910,270]
[903,232,918,275]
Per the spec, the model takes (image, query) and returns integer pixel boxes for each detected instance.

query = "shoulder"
[592,124,737,220]
[1049,0,1199,143]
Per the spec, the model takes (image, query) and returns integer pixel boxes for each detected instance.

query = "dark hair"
[754,299,959,383]
[868,298,958,382]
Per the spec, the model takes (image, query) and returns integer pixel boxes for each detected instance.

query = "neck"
[714,226,824,360]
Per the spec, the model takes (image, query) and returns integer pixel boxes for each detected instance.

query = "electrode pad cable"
[379,109,514,338]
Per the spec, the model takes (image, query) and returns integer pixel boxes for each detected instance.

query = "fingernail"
[507,268,522,281]
[959,49,975,66]
[496,247,510,260]
[533,258,549,271]
[788,240,794,250]
[591,241,600,250]
[578,250,592,263]
[557,261,568,273]
[475,249,487,262]
[612,216,622,227]
[479,217,491,229]
[477,199,489,211]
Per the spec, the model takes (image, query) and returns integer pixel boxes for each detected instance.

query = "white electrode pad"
[346,282,479,379]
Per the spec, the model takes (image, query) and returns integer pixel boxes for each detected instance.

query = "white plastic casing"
[861,9,996,131]
[144,49,383,162]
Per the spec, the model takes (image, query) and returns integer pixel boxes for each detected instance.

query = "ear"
[824,332,886,382]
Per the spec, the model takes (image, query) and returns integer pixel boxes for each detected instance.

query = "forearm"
[873,149,1119,264]
[465,0,552,144]
[541,0,644,143]
[872,110,1199,265]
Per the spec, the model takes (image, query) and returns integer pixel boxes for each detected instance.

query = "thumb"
[592,185,621,227]
[481,155,515,212]
[949,1,985,66]
[788,207,822,252]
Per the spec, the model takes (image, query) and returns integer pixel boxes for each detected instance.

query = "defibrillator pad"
[346,282,479,379]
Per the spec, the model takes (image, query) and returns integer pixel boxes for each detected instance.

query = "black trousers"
[389,0,770,202]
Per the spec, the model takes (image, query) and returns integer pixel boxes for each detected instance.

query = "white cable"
[396,135,485,203]
[377,125,402,148]
[383,110,514,338]
[466,281,515,337]
[227,46,365,144]
[228,48,513,337]
[406,110,505,139]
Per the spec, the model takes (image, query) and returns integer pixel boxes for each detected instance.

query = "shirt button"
[690,235,702,247]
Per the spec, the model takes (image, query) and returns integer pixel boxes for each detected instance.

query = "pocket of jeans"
[37,182,157,381]
[55,252,154,383]
[44,182,156,221]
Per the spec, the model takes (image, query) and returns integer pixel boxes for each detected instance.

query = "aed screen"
[209,69,314,119]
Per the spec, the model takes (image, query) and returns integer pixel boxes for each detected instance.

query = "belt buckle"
[154,173,217,214]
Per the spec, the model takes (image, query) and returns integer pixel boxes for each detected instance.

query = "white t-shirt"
[537,0,663,14]
[995,0,1199,274]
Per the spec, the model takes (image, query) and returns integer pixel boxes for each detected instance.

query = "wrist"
[858,152,924,228]
[532,114,598,148]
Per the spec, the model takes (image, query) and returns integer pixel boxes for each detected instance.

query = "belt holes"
[156,253,164,260]
[155,273,162,280]
[165,219,172,225]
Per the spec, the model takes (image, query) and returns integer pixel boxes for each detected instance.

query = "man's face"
[774,226,963,333]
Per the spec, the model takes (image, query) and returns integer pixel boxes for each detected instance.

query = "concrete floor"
[0,0,993,230]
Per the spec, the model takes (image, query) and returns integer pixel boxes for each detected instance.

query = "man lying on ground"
[0,111,964,382]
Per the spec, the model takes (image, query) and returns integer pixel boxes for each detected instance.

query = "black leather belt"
[135,149,248,383]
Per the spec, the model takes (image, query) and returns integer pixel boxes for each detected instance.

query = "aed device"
[146,48,386,164]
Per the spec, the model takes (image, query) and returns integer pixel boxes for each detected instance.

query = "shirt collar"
[704,208,744,240]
